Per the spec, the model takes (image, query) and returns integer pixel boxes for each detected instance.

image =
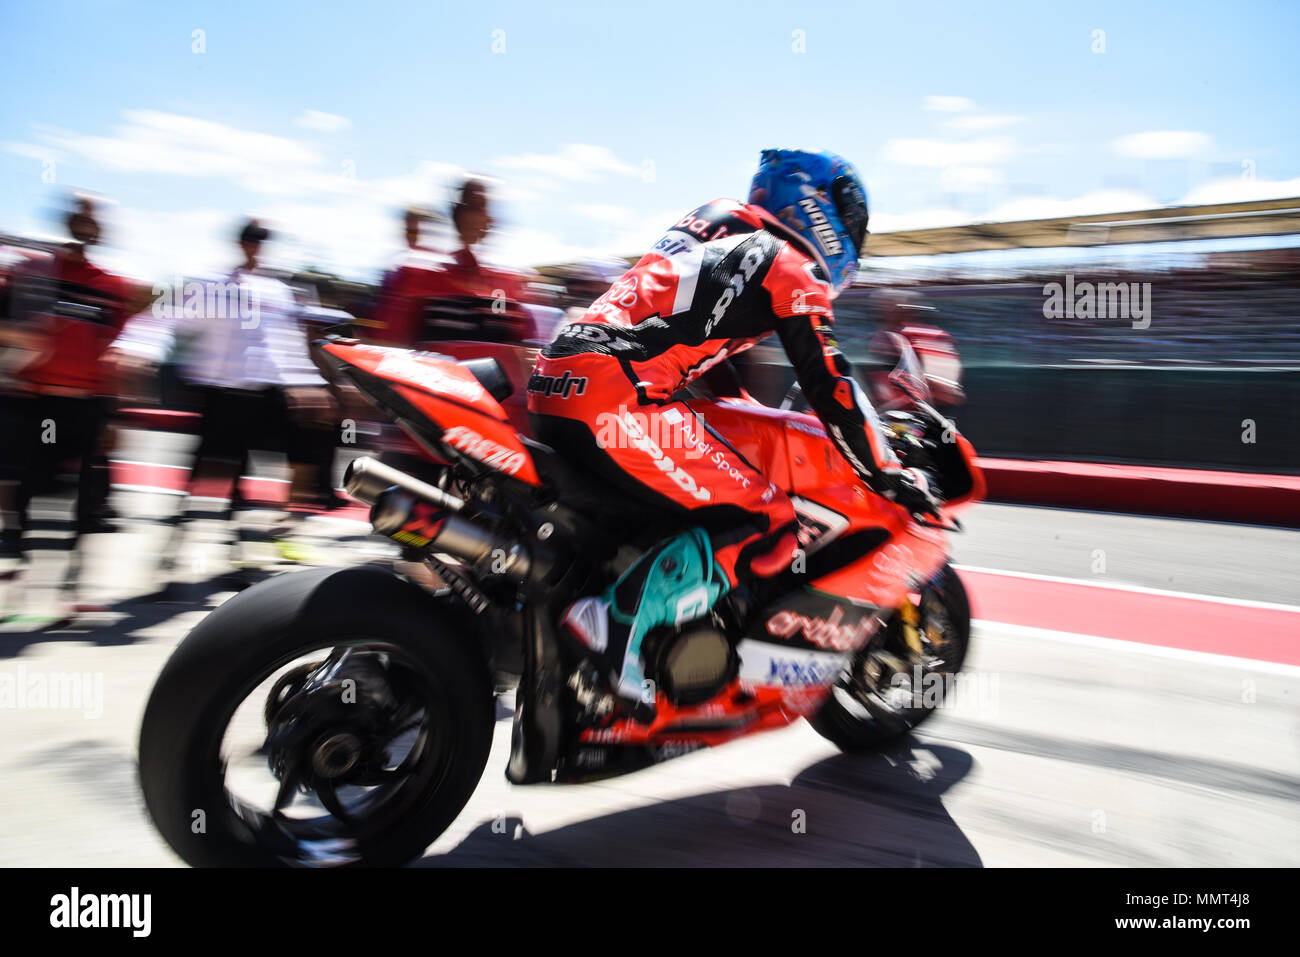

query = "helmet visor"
[831,174,869,255]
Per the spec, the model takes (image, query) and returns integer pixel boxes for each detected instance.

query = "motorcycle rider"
[527,149,942,723]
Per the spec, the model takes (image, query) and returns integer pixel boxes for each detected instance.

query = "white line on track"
[954,563,1300,613]
[972,619,1300,676]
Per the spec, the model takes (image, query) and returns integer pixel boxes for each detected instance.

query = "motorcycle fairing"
[322,340,542,487]
[563,584,878,778]
[746,585,881,655]
[687,396,979,607]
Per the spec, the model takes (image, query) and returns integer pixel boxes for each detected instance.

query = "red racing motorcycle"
[137,332,984,866]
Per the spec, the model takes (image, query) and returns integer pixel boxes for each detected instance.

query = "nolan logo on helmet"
[796,197,844,259]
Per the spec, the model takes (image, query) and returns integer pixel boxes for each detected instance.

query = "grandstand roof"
[864,196,1300,257]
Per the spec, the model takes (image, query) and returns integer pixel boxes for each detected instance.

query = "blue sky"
[2,0,1298,280]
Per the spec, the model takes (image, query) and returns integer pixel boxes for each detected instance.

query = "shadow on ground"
[419,740,981,867]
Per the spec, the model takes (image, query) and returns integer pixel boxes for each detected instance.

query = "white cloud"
[922,95,975,113]
[367,160,470,208]
[31,110,325,190]
[1178,176,1300,205]
[9,110,675,277]
[868,189,1160,235]
[294,110,352,133]
[938,166,1004,193]
[985,189,1157,221]
[945,114,1026,133]
[95,207,242,280]
[575,203,634,224]
[492,207,679,267]
[868,206,972,232]
[491,143,643,183]
[8,110,507,279]
[1112,130,1213,160]
[4,141,63,162]
[258,199,398,276]
[106,199,424,281]
[879,137,1017,167]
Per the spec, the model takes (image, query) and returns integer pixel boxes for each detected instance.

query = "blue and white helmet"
[748,148,869,296]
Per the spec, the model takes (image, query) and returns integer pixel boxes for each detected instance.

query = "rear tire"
[810,564,970,751]
[138,564,494,867]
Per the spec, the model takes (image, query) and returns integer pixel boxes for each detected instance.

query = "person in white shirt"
[110,221,336,554]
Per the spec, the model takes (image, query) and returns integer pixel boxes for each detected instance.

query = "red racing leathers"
[527,198,913,586]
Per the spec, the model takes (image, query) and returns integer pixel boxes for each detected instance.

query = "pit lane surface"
[1,489,1296,867]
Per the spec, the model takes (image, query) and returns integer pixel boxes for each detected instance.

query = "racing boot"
[561,527,730,725]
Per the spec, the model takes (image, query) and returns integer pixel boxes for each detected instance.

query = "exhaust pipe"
[344,457,530,581]
[343,456,464,511]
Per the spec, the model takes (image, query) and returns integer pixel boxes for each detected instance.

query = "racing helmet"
[748,148,869,295]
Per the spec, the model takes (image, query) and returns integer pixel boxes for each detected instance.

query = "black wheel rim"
[208,639,457,867]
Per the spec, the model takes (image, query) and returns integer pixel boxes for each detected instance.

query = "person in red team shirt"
[0,196,145,556]
[371,179,535,346]
[528,148,942,722]
[867,288,966,409]
[368,206,446,344]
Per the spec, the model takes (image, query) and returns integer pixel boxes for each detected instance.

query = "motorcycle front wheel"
[810,563,970,750]
[138,564,495,867]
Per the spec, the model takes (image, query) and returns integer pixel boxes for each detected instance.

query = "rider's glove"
[882,468,944,520]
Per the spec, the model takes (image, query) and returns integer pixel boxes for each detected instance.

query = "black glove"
[883,468,944,519]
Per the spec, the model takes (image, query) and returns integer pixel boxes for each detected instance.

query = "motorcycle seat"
[458,357,513,402]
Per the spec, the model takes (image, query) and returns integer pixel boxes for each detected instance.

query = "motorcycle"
[137,331,984,866]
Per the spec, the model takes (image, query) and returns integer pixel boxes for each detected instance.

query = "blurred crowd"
[844,247,1300,367]
[0,179,619,574]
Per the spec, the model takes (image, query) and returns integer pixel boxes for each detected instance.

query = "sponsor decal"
[654,741,705,760]
[558,323,637,352]
[674,210,719,238]
[653,232,696,256]
[442,425,527,475]
[667,409,752,488]
[673,584,712,625]
[764,605,875,652]
[392,500,447,548]
[869,542,915,583]
[527,369,588,398]
[374,353,486,402]
[705,244,766,336]
[796,197,844,258]
[588,275,639,318]
[736,639,849,687]
[613,409,711,502]
[593,405,753,490]
[766,655,843,686]
[785,417,826,438]
[584,727,632,744]
[790,496,849,553]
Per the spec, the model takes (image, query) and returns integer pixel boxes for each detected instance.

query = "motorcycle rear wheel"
[138,564,494,867]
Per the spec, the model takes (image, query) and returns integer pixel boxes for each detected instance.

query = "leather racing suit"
[526,198,925,713]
